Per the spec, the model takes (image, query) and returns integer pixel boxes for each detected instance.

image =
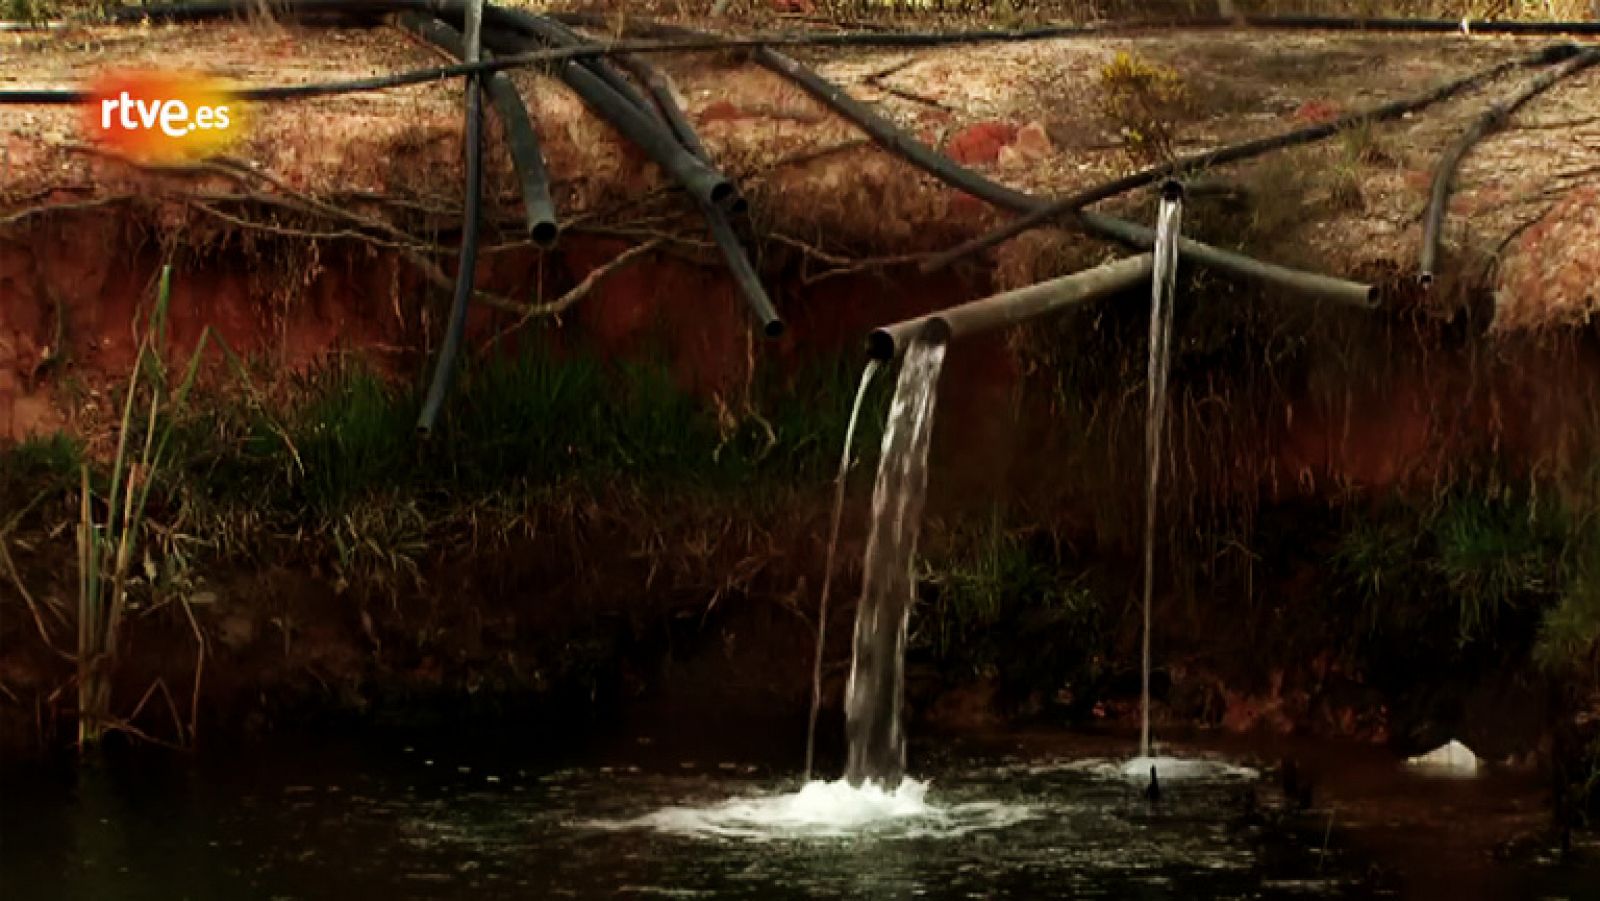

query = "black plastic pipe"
[1078,210,1371,307]
[868,253,1156,361]
[606,66,780,337]
[399,12,559,247]
[462,8,776,334]
[924,41,1583,275]
[435,7,738,215]
[93,3,1600,44]
[0,31,810,105]
[575,40,778,337]
[1419,46,1600,285]
[540,15,714,162]
[536,13,1373,306]
[613,54,711,162]
[415,0,484,435]
[1115,15,1600,37]
[547,10,1600,42]
[470,4,745,211]
[744,45,1374,307]
[496,12,661,124]
[38,0,780,335]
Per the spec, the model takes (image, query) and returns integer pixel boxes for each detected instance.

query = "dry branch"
[478,236,666,352]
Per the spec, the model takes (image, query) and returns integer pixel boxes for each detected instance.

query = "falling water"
[804,358,882,782]
[1140,189,1184,761]
[844,329,948,788]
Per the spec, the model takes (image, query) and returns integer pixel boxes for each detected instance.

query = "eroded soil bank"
[3,200,1598,768]
[3,14,1600,853]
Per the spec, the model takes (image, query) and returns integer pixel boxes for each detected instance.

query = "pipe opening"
[1160,179,1185,202]
[708,181,741,211]
[762,318,787,339]
[530,220,560,249]
[866,329,897,362]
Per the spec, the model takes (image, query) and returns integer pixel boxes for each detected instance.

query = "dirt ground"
[3,16,1597,302]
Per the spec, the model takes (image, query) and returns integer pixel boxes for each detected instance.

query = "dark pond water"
[1,728,1593,900]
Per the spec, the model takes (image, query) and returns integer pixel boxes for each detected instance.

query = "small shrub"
[1098,50,1191,166]
[0,433,82,496]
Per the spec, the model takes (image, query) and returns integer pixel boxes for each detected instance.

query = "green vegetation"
[916,511,1107,710]
[159,342,890,525]
[1098,50,1192,166]
[73,266,211,748]
[1328,487,1571,649]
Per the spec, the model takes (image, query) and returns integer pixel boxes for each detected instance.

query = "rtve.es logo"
[81,70,246,162]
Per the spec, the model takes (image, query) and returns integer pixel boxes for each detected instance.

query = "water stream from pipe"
[804,358,881,782]
[844,331,948,788]
[1140,191,1184,760]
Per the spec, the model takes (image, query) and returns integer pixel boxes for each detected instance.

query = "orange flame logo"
[82,70,246,162]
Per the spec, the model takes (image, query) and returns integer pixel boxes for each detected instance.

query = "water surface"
[1,731,1592,900]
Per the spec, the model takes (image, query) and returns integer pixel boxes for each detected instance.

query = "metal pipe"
[1080,211,1374,308]
[415,0,484,435]
[399,12,559,247]
[867,253,1155,362]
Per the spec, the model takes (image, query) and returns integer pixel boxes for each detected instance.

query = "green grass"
[151,334,892,536]
[916,511,1106,707]
[0,432,83,501]
[1326,485,1573,655]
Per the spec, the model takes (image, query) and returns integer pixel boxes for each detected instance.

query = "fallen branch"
[923,42,1584,274]
[179,594,207,746]
[0,533,74,660]
[1419,47,1600,285]
[477,236,665,352]
[1,489,75,660]
[764,231,933,285]
[0,195,138,228]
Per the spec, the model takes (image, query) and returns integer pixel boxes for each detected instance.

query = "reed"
[75,266,211,748]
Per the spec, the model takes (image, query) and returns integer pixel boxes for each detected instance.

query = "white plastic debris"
[1405,739,1480,775]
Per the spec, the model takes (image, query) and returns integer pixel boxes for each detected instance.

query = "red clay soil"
[2,17,1598,463]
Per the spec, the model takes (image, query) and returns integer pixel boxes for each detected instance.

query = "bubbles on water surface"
[1042,755,1260,783]
[581,778,1035,841]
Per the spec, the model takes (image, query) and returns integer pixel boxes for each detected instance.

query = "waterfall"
[1140,189,1183,761]
[843,330,948,788]
[804,358,882,782]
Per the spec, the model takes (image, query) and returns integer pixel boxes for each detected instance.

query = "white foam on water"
[1405,739,1480,777]
[582,778,1034,841]
[1045,755,1258,783]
